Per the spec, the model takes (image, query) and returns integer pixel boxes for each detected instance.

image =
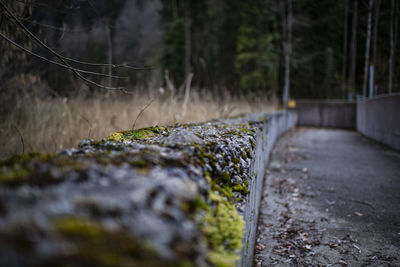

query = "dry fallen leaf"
[256,243,266,250]
[354,212,363,217]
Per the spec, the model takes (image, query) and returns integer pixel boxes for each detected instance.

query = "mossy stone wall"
[0,111,297,267]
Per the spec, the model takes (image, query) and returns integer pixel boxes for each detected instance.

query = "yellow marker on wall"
[287,100,296,109]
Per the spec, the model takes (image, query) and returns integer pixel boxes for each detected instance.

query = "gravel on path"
[255,127,400,266]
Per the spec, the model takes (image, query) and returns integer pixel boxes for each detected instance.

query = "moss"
[1,152,53,165]
[232,164,240,173]
[53,216,192,267]
[232,158,240,164]
[212,184,234,200]
[106,132,124,142]
[223,130,243,138]
[232,183,249,195]
[204,171,212,183]
[236,126,256,135]
[199,192,245,267]
[219,171,230,183]
[0,153,90,187]
[249,138,255,150]
[0,167,30,185]
[0,152,61,186]
[106,126,168,142]
[181,196,209,215]
[243,148,251,159]
[203,152,217,162]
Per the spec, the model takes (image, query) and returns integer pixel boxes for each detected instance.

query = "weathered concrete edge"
[0,111,297,266]
[356,93,400,151]
[296,100,356,129]
[239,111,298,267]
[296,93,400,151]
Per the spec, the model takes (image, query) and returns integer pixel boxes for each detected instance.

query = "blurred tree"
[0,0,34,84]
[234,0,277,98]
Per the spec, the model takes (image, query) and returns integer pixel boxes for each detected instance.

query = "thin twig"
[0,32,128,80]
[21,19,92,33]
[0,1,125,91]
[0,5,4,28]
[13,0,80,15]
[132,99,155,130]
[79,114,92,139]
[12,125,25,154]
[181,72,193,117]
[61,56,154,70]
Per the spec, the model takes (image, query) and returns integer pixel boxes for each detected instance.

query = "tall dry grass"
[0,85,277,160]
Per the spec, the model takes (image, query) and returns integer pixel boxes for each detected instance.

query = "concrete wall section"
[240,111,297,267]
[357,93,400,151]
[0,110,298,267]
[296,100,356,129]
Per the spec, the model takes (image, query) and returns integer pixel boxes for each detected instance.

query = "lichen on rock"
[0,114,264,267]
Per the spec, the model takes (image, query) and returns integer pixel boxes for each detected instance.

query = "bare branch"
[21,19,92,33]
[60,56,155,70]
[0,32,128,80]
[0,1,126,91]
[132,99,155,130]
[12,125,25,154]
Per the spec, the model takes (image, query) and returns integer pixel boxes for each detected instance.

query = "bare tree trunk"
[348,0,358,97]
[282,0,292,106]
[388,0,398,93]
[181,73,193,117]
[362,0,373,98]
[106,24,113,89]
[184,2,191,79]
[371,0,381,95]
[342,0,349,98]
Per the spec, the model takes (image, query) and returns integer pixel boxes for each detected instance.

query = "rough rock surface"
[0,117,262,267]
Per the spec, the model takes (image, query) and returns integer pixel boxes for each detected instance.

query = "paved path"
[255,127,400,266]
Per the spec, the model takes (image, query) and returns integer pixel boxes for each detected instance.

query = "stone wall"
[357,93,400,151]
[0,111,297,267]
[239,112,297,267]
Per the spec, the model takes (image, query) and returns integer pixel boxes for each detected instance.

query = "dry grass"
[0,87,277,160]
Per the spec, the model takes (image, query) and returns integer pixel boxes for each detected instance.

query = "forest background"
[0,0,399,158]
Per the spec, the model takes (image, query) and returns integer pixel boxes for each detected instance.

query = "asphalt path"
[255,127,400,266]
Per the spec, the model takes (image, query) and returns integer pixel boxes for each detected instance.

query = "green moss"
[249,139,255,150]
[232,183,249,195]
[232,164,240,173]
[181,196,210,215]
[204,171,212,183]
[106,132,124,142]
[0,153,91,187]
[199,192,245,267]
[1,152,53,165]
[0,167,30,185]
[236,126,256,135]
[219,171,230,183]
[106,126,168,142]
[243,148,251,159]
[223,130,243,138]
[53,216,192,267]
[203,152,217,162]
[212,184,234,200]
[232,158,240,164]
